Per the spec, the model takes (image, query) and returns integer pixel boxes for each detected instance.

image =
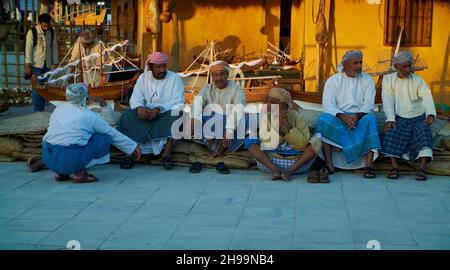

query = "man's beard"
[154,71,167,79]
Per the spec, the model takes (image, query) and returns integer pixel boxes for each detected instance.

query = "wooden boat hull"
[186,87,382,105]
[31,73,139,101]
[291,90,382,104]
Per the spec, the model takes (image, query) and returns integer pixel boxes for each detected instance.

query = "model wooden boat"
[32,72,139,101]
[32,40,141,102]
[183,75,281,104]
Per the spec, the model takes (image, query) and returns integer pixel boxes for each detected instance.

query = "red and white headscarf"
[145,52,169,65]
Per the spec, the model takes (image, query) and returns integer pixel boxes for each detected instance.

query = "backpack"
[26,26,55,48]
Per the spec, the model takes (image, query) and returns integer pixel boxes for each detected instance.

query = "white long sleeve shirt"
[69,38,102,67]
[25,24,58,68]
[129,70,185,113]
[192,80,246,132]
[381,73,436,122]
[322,72,376,116]
[43,103,137,155]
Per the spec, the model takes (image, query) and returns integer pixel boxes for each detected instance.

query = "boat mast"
[99,43,104,86]
[78,40,84,84]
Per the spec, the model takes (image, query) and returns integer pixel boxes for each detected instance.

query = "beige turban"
[268,87,292,109]
[209,60,230,74]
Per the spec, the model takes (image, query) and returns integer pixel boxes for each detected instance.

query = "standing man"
[117,52,185,170]
[315,50,381,179]
[25,13,59,112]
[382,50,436,181]
[69,31,103,86]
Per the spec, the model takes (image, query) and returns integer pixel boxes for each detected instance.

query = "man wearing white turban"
[315,50,382,179]
[41,83,141,183]
[189,60,246,174]
[381,50,436,181]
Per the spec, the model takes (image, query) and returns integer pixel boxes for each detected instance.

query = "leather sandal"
[189,162,203,173]
[415,169,427,181]
[162,156,174,170]
[73,171,98,183]
[27,156,45,172]
[307,170,319,183]
[318,167,330,183]
[387,168,400,179]
[120,155,136,170]
[363,166,376,179]
[216,162,230,174]
[54,174,71,181]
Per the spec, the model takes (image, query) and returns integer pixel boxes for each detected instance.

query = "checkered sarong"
[245,138,315,174]
[382,114,433,160]
[256,152,315,175]
[315,113,381,164]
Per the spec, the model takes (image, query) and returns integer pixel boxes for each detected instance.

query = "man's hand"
[146,108,160,121]
[137,107,149,121]
[384,121,396,132]
[337,113,357,129]
[88,96,107,107]
[425,115,435,126]
[279,109,292,135]
[133,145,141,161]
[25,64,32,78]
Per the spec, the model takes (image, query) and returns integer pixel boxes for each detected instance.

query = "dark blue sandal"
[162,156,174,170]
[216,162,230,174]
[120,156,135,170]
[189,162,203,173]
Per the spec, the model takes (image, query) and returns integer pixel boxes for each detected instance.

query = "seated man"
[190,60,246,174]
[315,50,381,178]
[41,83,141,183]
[117,52,185,170]
[245,88,322,182]
[382,50,436,181]
[69,31,103,86]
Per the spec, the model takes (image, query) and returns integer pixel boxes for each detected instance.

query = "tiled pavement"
[0,162,449,250]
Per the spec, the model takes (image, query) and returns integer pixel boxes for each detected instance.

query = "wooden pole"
[78,41,83,84]
[16,25,22,88]
[24,0,28,25]
[99,44,103,86]
[31,0,35,24]
[171,0,179,71]
[2,44,8,88]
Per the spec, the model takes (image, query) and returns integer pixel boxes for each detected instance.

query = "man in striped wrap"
[381,50,436,181]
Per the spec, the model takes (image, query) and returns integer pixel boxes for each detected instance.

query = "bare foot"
[271,171,282,181]
[280,171,293,181]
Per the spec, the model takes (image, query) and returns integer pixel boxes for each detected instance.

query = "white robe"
[320,71,378,169]
[129,69,185,154]
[322,72,376,116]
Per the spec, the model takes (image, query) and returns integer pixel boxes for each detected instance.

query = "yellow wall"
[291,1,450,104]
[134,0,450,104]
[158,0,280,71]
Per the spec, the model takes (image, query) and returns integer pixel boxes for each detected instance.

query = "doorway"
[279,0,292,53]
